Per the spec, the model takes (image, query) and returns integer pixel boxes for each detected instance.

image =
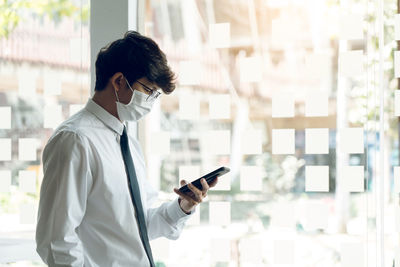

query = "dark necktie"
[120,126,155,267]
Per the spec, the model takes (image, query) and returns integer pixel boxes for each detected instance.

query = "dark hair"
[94,31,176,93]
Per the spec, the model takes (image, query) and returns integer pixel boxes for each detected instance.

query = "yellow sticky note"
[305,91,329,117]
[274,240,295,264]
[342,166,364,192]
[209,94,230,119]
[241,129,262,155]
[44,105,62,129]
[202,130,231,155]
[338,127,364,154]
[339,50,363,77]
[339,13,363,40]
[305,166,329,192]
[340,243,364,267]
[272,93,294,118]
[179,61,201,85]
[272,129,295,155]
[209,23,230,48]
[19,170,36,193]
[179,93,200,120]
[240,166,262,191]
[0,170,11,193]
[209,201,230,226]
[0,106,11,129]
[0,138,11,161]
[150,132,170,155]
[19,203,36,224]
[18,138,37,161]
[240,57,262,83]
[305,128,329,154]
[210,238,231,262]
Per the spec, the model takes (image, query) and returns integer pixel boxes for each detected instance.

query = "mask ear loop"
[114,87,120,102]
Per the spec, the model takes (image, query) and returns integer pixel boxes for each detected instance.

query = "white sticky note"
[150,132,170,155]
[272,93,294,118]
[394,167,400,193]
[240,166,262,191]
[0,170,11,193]
[272,129,295,155]
[305,201,329,230]
[179,166,200,182]
[19,203,36,224]
[150,238,170,260]
[340,243,364,267]
[240,57,262,83]
[305,128,329,154]
[305,166,329,192]
[271,202,295,229]
[19,170,36,193]
[339,13,363,40]
[186,208,200,226]
[209,23,230,48]
[241,129,262,154]
[0,106,11,129]
[179,93,200,120]
[18,72,36,96]
[209,201,230,226]
[0,138,11,161]
[69,104,84,117]
[44,105,62,129]
[396,15,400,40]
[342,166,364,192]
[339,50,363,77]
[70,38,89,63]
[305,91,329,117]
[209,94,230,119]
[240,238,263,263]
[338,127,364,154]
[179,61,201,85]
[202,130,231,155]
[395,247,400,267]
[396,51,400,78]
[210,238,231,262]
[18,138,37,161]
[274,240,295,264]
[305,54,331,79]
[43,72,62,96]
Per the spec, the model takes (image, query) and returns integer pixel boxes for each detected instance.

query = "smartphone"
[178,166,230,194]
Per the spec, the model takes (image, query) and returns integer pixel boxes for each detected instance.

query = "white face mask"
[114,79,155,121]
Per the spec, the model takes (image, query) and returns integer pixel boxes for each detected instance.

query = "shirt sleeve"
[36,130,93,266]
[141,176,196,241]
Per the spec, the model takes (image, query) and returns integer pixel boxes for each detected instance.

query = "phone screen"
[178,166,230,194]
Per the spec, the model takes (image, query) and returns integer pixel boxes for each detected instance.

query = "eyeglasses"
[136,80,161,101]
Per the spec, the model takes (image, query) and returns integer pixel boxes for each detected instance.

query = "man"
[36,31,218,266]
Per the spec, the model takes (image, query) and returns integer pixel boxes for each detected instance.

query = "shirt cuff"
[166,198,195,224]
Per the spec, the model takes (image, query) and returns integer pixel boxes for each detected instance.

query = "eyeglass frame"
[135,80,161,101]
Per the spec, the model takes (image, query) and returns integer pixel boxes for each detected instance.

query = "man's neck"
[92,89,120,120]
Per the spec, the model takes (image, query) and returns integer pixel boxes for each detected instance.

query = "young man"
[36,31,218,267]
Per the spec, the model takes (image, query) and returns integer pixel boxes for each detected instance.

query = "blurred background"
[0,0,400,266]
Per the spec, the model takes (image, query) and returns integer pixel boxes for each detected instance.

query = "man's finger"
[200,178,209,193]
[209,177,218,187]
[173,188,197,205]
[180,179,187,186]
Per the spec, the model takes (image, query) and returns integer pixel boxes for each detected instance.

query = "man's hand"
[173,177,218,214]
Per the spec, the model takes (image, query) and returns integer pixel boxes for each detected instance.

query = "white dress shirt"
[36,99,193,267]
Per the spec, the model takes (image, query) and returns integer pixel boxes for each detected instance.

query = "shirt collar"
[85,98,124,136]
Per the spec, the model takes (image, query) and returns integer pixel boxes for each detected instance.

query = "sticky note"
[272,93,294,118]
[271,202,295,229]
[305,54,330,79]
[179,61,201,85]
[241,129,262,154]
[340,243,364,267]
[339,50,363,77]
[18,71,36,96]
[18,138,37,161]
[69,104,84,117]
[274,240,295,264]
[209,201,230,226]
[43,71,62,96]
[179,166,200,182]
[305,91,329,117]
[338,127,364,154]
[150,132,170,155]
[210,238,231,262]
[305,166,329,192]
[394,167,400,193]
[186,208,200,226]
[240,57,262,83]
[272,129,295,154]
[395,247,400,267]
[396,51,400,78]
[0,106,11,129]
[305,201,329,230]
[342,166,364,192]
[395,206,400,232]
[0,170,11,193]
[305,128,329,154]
[202,130,230,155]
[19,170,36,193]
[395,91,400,116]
[149,238,170,260]
[44,105,62,129]
[0,138,11,161]
[19,203,36,224]
[240,166,262,191]
[396,15,400,40]
[209,94,230,119]
[240,238,263,263]
[70,38,89,63]
[179,93,200,120]
[209,23,230,48]
[339,13,363,40]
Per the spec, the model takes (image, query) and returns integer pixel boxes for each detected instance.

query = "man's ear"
[110,72,124,92]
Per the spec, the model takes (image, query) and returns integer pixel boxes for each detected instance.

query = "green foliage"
[0,0,89,39]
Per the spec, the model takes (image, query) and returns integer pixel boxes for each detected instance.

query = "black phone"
[178,166,230,194]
